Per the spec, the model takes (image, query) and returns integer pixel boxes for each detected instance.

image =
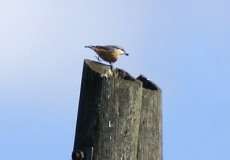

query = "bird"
[85,45,129,68]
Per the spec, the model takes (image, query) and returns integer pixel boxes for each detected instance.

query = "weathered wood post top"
[72,59,162,160]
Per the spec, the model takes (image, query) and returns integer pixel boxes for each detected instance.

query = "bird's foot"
[109,63,114,70]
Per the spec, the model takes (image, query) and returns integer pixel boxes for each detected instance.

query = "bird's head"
[115,47,129,56]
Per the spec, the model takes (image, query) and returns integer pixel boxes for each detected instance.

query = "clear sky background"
[0,0,229,159]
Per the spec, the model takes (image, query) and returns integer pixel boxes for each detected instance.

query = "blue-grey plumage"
[85,45,129,65]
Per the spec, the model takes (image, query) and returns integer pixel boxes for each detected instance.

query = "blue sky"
[0,0,229,159]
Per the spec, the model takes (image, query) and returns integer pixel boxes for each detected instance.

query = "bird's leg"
[109,62,113,70]
[95,56,101,62]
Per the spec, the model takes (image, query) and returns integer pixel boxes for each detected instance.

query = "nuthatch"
[85,45,129,67]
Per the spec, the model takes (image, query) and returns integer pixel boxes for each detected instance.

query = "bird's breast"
[96,50,118,63]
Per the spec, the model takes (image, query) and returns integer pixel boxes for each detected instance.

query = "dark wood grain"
[72,59,162,160]
[137,75,162,160]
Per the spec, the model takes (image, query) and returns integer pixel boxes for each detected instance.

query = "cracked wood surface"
[72,59,162,160]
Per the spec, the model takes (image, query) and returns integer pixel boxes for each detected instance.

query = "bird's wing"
[94,45,114,52]
[104,45,125,51]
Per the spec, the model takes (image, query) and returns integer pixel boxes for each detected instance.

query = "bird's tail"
[85,45,96,49]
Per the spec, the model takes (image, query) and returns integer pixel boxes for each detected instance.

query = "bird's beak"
[124,53,129,56]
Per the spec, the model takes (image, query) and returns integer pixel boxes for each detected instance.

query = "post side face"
[93,78,142,160]
[73,60,143,160]
[73,63,104,160]
[137,89,162,160]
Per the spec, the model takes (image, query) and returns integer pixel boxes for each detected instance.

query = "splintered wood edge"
[136,75,160,91]
[84,59,137,81]
[84,59,111,75]
[84,59,160,91]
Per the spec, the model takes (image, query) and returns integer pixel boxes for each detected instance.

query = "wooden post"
[137,76,162,160]
[72,59,162,160]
